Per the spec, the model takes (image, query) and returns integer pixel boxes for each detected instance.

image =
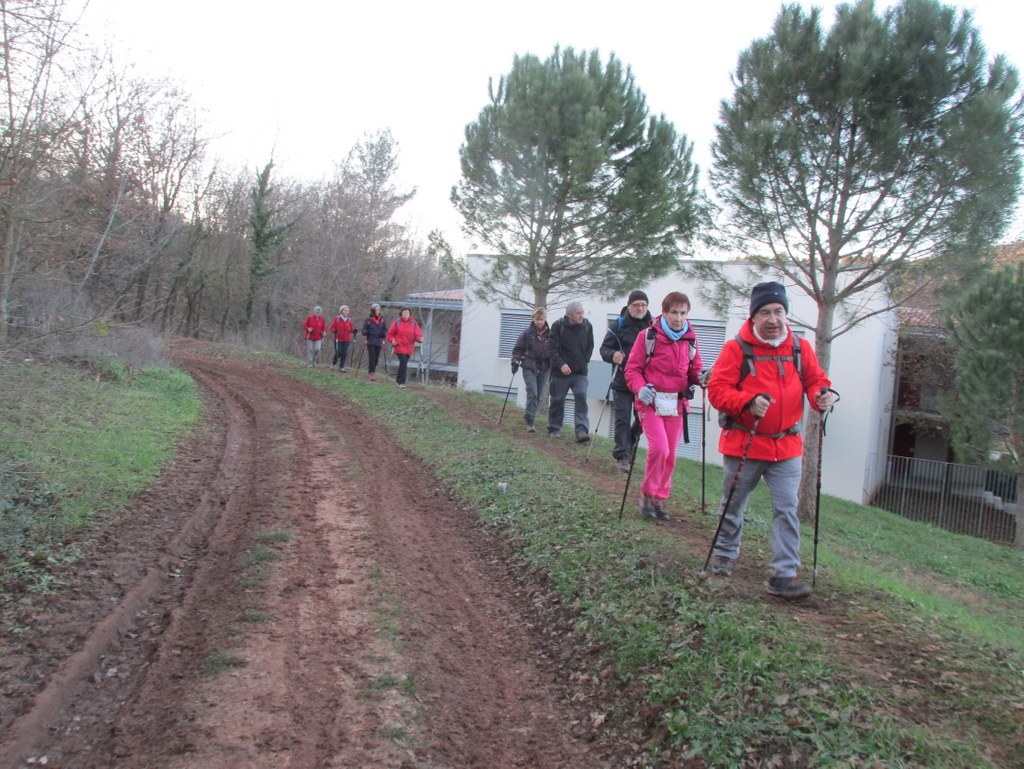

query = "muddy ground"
[1,344,632,769]
[1,343,1019,768]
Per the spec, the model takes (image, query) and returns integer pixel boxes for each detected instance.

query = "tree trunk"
[798,302,835,522]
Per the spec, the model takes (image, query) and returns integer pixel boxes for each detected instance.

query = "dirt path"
[1,348,623,769]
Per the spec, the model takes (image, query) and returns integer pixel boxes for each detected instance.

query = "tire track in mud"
[4,349,621,769]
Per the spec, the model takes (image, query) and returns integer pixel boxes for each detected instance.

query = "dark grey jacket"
[548,316,594,377]
[600,306,653,391]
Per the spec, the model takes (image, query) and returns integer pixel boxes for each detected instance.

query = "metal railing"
[866,453,1017,545]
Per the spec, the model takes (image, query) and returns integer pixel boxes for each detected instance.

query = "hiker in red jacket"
[302,306,327,367]
[329,305,357,371]
[707,281,835,600]
[385,306,423,387]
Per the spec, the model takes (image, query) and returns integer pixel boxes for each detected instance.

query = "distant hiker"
[546,300,594,442]
[600,290,653,472]
[386,306,423,388]
[706,281,835,600]
[361,303,387,381]
[303,305,327,367]
[330,305,357,371]
[623,291,703,521]
[510,307,551,433]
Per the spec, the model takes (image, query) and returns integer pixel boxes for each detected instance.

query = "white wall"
[458,256,896,505]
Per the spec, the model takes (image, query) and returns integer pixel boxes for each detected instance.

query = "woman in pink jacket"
[623,291,703,521]
[385,307,423,387]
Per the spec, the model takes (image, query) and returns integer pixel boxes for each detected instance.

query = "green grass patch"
[240,608,271,623]
[254,528,292,544]
[285,358,1023,768]
[201,650,247,676]
[0,358,200,590]
[239,545,282,568]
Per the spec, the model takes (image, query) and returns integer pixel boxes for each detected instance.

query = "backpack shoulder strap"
[735,334,804,383]
[736,335,756,382]
[644,326,657,367]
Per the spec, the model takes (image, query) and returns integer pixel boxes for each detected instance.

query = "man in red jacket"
[302,306,327,367]
[707,282,836,600]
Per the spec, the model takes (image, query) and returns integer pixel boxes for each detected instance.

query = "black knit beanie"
[627,290,649,305]
[749,281,789,316]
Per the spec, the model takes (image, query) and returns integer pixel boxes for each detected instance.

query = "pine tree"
[705,0,1023,520]
[452,46,704,309]
[245,161,293,334]
[946,261,1024,549]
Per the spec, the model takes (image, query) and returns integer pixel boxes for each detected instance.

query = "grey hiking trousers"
[712,455,802,577]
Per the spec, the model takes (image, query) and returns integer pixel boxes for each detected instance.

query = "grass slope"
[0,357,200,587]
[292,361,1023,769]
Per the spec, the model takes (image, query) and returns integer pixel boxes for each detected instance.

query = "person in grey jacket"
[511,307,551,433]
[599,290,653,471]
[546,300,594,442]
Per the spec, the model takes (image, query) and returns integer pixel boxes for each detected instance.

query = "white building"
[457,254,898,505]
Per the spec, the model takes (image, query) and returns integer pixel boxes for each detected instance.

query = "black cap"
[627,290,649,305]
[749,281,788,316]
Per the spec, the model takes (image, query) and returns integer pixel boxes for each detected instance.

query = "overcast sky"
[74,0,1024,253]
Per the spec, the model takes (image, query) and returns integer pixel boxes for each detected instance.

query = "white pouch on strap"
[654,391,678,416]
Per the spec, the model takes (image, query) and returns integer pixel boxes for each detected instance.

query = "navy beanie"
[627,290,649,305]
[749,281,788,316]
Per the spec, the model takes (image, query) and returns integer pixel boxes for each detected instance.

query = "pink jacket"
[623,318,703,415]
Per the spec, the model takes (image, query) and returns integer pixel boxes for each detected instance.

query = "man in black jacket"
[547,301,595,442]
[599,290,652,471]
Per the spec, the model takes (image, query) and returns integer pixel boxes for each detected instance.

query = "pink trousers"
[639,407,684,501]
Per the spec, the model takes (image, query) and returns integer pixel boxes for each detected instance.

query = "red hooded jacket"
[303,313,327,341]
[330,315,356,342]
[386,316,423,355]
[707,320,830,461]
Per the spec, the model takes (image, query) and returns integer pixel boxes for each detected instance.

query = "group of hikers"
[510,283,837,601]
[302,303,424,387]
[303,282,837,600]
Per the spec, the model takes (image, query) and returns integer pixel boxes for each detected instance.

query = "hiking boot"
[369,373,376,381]
[575,428,590,443]
[639,494,657,519]
[615,456,631,473]
[652,499,669,521]
[548,431,562,440]
[711,556,734,577]
[766,575,812,600]
[339,367,347,373]
[525,421,536,433]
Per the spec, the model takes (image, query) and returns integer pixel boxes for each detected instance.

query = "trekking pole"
[697,413,762,581]
[617,413,642,521]
[497,370,517,424]
[700,382,708,513]
[812,388,839,587]
[354,342,365,373]
[586,364,618,463]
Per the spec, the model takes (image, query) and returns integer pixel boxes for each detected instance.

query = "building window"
[691,320,727,369]
[498,309,533,358]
